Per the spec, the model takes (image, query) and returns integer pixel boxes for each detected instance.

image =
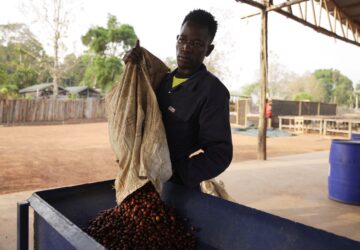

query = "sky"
[1,0,360,91]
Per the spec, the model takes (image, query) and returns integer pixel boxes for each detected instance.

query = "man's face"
[176,21,213,75]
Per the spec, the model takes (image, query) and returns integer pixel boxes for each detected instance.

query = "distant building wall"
[319,103,337,115]
[300,102,318,115]
[271,99,337,128]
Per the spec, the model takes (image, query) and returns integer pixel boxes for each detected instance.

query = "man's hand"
[123,39,142,64]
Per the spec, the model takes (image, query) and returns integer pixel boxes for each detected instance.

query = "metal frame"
[16,179,360,250]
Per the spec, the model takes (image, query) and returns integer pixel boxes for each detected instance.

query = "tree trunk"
[52,0,62,98]
[356,94,359,110]
[53,31,59,97]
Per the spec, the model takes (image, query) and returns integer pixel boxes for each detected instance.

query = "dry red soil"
[0,122,332,194]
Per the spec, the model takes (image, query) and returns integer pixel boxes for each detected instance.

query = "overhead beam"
[275,8,360,47]
[240,0,307,19]
[276,7,360,47]
[237,0,360,47]
[269,0,307,12]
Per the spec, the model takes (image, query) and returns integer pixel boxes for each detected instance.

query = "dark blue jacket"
[156,64,233,188]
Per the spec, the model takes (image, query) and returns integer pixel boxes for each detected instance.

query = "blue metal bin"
[17,180,360,250]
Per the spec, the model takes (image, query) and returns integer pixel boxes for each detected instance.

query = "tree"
[21,0,75,97]
[284,73,326,102]
[0,23,47,69]
[292,92,313,101]
[61,53,87,86]
[0,23,50,98]
[313,69,353,105]
[8,67,38,89]
[267,52,295,99]
[356,82,360,91]
[241,82,260,104]
[81,15,137,91]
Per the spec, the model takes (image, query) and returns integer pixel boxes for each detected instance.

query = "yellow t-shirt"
[172,76,188,88]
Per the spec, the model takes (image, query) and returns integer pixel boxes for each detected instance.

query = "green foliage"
[240,82,260,105]
[9,67,38,89]
[356,82,360,91]
[82,27,108,54]
[0,83,20,99]
[68,93,78,100]
[355,82,360,91]
[61,53,88,86]
[241,82,259,97]
[292,92,313,101]
[313,69,353,105]
[0,23,51,98]
[94,56,123,91]
[0,17,137,97]
[283,73,325,102]
[82,15,136,57]
[81,14,137,91]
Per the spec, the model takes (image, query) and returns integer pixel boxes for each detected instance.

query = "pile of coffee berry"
[86,182,196,250]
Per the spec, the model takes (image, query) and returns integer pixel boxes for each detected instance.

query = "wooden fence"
[0,99,106,125]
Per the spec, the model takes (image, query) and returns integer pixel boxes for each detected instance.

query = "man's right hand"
[123,39,142,64]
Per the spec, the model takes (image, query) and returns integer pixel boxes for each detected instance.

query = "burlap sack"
[106,48,172,204]
[106,47,234,204]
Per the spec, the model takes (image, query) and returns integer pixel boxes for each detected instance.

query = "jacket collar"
[165,64,208,92]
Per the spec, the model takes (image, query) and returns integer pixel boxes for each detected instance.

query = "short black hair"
[182,9,218,42]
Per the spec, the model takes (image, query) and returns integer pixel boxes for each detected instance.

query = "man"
[124,9,232,188]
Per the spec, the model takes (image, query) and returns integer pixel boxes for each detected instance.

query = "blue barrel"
[329,140,360,204]
[351,133,360,140]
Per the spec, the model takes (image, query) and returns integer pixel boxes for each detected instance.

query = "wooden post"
[236,99,241,125]
[244,99,248,127]
[258,1,269,160]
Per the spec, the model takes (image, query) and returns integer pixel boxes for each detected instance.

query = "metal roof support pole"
[258,0,269,160]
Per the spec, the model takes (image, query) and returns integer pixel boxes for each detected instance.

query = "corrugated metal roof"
[65,86,101,94]
[65,86,89,94]
[325,0,360,33]
[236,0,360,46]
[333,0,360,27]
[19,83,67,94]
[19,83,52,93]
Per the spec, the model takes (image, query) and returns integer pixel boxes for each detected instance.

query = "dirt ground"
[0,122,332,195]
